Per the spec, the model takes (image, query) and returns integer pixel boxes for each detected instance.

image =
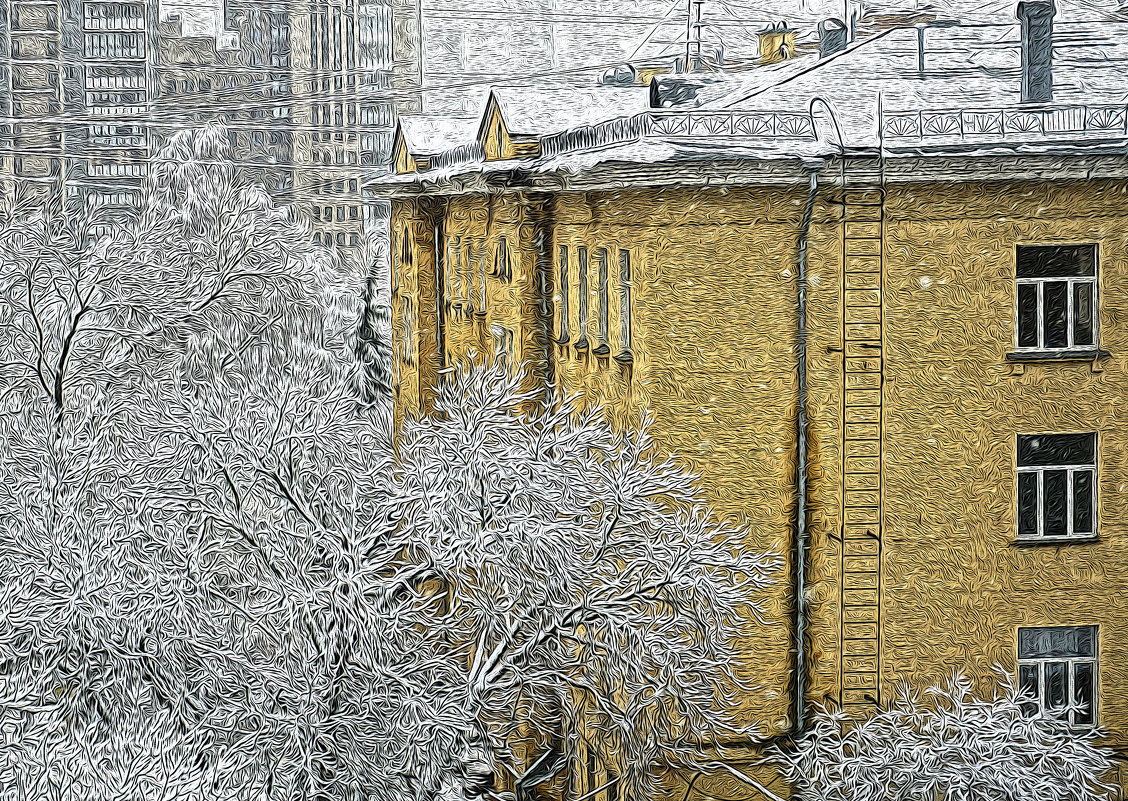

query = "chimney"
[758,22,798,64]
[1018,0,1055,103]
[818,18,848,57]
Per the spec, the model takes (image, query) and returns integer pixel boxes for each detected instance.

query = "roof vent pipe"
[818,18,848,57]
[1017,0,1055,103]
[916,23,926,74]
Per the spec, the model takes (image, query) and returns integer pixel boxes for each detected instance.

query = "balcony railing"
[882,104,1128,143]
[540,110,817,159]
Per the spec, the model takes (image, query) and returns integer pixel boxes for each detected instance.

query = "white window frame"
[1014,244,1099,353]
[1016,432,1097,540]
[1017,625,1098,727]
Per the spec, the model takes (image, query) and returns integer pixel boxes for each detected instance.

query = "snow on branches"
[384,364,779,801]
[0,124,775,801]
[768,671,1118,801]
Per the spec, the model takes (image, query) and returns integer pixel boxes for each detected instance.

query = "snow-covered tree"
[0,124,390,801]
[378,364,779,801]
[0,122,775,801]
[767,671,1118,801]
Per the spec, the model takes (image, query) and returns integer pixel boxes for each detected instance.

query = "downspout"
[435,200,447,372]
[793,161,821,735]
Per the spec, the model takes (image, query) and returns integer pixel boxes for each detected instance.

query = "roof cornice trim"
[369,150,1128,198]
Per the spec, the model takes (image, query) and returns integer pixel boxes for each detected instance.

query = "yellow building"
[373,7,1128,798]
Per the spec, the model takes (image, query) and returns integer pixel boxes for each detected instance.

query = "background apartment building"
[0,0,396,247]
[0,0,157,226]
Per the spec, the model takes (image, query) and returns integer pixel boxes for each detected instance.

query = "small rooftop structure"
[758,21,800,64]
[392,116,480,173]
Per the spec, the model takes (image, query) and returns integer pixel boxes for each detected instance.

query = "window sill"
[614,351,634,364]
[1013,535,1099,546]
[1006,349,1110,362]
[574,339,589,352]
[592,344,610,357]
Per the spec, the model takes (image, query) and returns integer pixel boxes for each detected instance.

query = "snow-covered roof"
[373,15,1128,194]
[720,19,1128,148]
[650,54,820,109]
[490,86,655,136]
[398,116,480,156]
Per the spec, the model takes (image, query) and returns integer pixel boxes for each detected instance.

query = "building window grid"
[84,32,144,58]
[1016,433,1096,540]
[462,239,475,314]
[495,236,511,282]
[477,240,487,315]
[444,236,459,311]
[86,71,145,90]
[1018,626,1097,727]
[1017,463,1095,539]
[1015,245,1098,352]
[1016,276,1097,350]
[84,3,145,30]
[321,7,331,69]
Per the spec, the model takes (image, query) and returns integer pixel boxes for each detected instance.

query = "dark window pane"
[577,246,589,344]
[1046,661,1068,717]
[1020,626,1096,659]
[1017,433,1095,467]
[1074,662,1094,725]
[1018,472,1039,537]
[1019,663,1040,717]
[597,248,609,348]
[1073,470,1094,535]
[1043,470,1068,537]
[1043,281,1068,348]
[1018,283,1039,347]
[1073,282,1095,347]
[558,245,569,341]
[1017,244,1096,278]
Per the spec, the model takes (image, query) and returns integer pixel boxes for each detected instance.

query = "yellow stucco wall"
[391,185,849,739]
[879,178,1128,740]
[390,174,1128,796]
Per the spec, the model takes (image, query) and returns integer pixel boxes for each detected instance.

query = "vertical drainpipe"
[434,198,447,373]
[794,162,821,735]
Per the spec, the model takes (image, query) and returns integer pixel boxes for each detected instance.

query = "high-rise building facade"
[0,0,396,247]
[287,0,395,247]
[0,0,158,226]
